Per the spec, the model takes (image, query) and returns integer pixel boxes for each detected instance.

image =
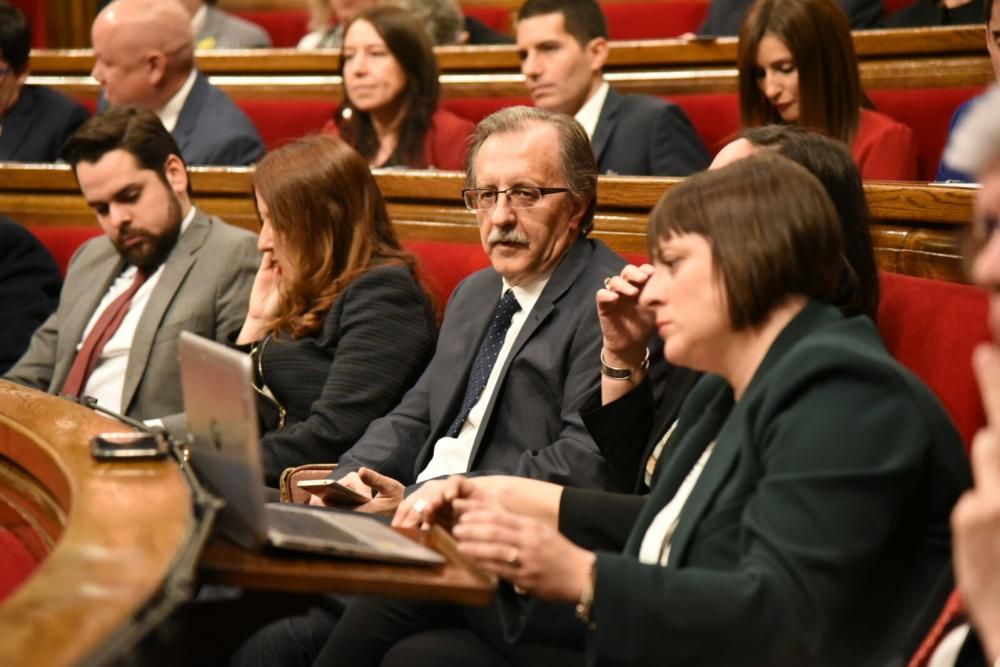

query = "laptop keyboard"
[266,506,369,547]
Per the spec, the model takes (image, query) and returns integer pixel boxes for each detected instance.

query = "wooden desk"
[0,380,194,667]
[200,527,496,606]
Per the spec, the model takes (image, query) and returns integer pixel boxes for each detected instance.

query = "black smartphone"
[90,432,169,461]
[296,478,370,505]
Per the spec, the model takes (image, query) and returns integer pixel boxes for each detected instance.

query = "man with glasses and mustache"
[4,106,259,422]
[308,107,625,518]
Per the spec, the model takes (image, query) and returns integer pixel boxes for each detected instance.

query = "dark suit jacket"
[699,0,881,34]
[256,264,436,486]
[594,87,708,177]
[4,209,259,420]
[173,72,265,166]
[0,84,89,162]
[557,301,971,666]
[0,217,61,373]
[335,236,625,488]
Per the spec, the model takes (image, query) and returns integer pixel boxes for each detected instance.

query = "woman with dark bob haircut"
[737,0,919,180]
[236,134,437,485]
[322,4,474,169]
[335,153,971,666]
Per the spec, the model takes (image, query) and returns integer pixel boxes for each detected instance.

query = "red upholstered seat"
[868,87,985,182]
[232,9,310,48]
[0,528,40,603]
[604,1,710,39]
[462,6,512,33]
[10,0,46,47]
[29,226,103,277]
[882,0,916,16]
[443,97,533,125]
[667,92,741,156]
[877,271,990,450]
[236,99,339,151]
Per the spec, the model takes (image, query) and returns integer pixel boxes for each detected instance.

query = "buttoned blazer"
[172,71,265,166]
[4,209,259,420]
[559,302,971,666]
[0,85,89,163]
[335,236,625,488]
[593,87,709,177]
[197,6,272,49]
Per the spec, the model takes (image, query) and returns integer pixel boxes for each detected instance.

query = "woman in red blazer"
[322,4,474,170]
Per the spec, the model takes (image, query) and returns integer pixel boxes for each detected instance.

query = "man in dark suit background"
[515,0,709,176]
[4,106,259,420]
[0,4,89,162]
[315,106,624,518]
[90,0,264,166]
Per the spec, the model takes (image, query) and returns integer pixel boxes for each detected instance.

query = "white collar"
[574,80,610,140]
[157,69,198,133]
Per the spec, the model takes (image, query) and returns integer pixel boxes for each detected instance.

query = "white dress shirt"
[574,81,610,140]
[416,274,550,482]
[79,208,195,414]
[638,441,716,566]
[157,69,197,133]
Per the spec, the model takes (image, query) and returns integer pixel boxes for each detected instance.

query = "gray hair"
[465,106,597,234]
[396,0,464,45]
[944,84,1000,176]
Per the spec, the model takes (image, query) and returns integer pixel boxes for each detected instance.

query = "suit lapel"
[591,87,621,168]
[466,237,592,463]
[120,210,210,413]
[171,72,209,158]
[53,249,124,391]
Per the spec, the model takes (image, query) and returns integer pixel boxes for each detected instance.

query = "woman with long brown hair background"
[237,133,437,485]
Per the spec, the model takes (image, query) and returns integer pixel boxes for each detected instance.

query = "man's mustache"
[487,229,530,247]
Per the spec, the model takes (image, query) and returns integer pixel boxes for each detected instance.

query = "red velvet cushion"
[604,1,710,39]
[443,97,533,125]
[232,9,310,48]
[28,226,103,277]
[877,272,990,450]
[882,0,917,16]
[666,92,741,156]
[236,99,339,151]
[462,6,512,33]
[0,528,39,603]
[868,87,985,182]
[10,0,46,47]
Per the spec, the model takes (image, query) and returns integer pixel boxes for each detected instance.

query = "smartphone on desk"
[91,431,169,461]
[297,478,370,505]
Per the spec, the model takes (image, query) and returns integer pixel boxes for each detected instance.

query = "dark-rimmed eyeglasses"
[462,186,569,211]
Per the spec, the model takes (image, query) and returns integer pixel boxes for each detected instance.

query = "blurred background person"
[0,3,89,162]
[0,215,60,373]
[230,134,436,485]
[177,0,272,49]
[700,0,880,35]
[737,0,919,180]
[90,0,264,166]
[324,5,473,169]
[398,0,511,45]
[297,0,378,49]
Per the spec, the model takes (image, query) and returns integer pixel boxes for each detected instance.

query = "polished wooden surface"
[0,381,194,667]
[0,164,975,282]
[200,527,496,606]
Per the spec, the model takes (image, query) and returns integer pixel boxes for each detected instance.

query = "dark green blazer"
[561,301,971,666]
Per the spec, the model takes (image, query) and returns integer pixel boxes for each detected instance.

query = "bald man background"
[91,0,264,166]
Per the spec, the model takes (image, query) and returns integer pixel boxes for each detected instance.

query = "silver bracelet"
[600,347,649,380]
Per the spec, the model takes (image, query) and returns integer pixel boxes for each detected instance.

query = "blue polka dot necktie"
[446,289,521,437]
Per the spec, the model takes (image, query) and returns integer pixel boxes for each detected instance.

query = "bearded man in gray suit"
[4,107,259,421]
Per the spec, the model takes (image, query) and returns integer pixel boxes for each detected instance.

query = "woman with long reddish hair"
[236,133,436,485]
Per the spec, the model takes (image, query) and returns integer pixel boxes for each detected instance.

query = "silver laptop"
[178,331,445,566]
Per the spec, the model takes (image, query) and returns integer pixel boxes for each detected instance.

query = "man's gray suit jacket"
[4,208,259,420]
[594,86,709,177]
[335,235,625,489]
[173,71,265,166]
[198,6,272,49]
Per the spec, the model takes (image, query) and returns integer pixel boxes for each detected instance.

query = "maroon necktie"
[61,270,147,398]
[907,588,965,667]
